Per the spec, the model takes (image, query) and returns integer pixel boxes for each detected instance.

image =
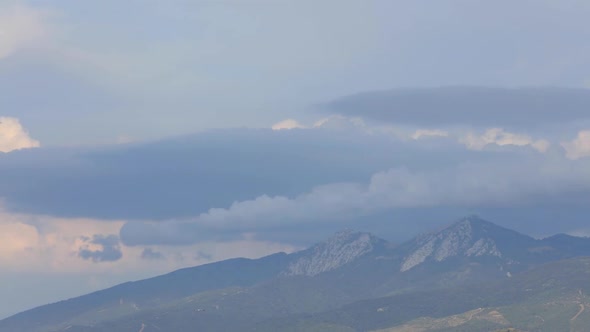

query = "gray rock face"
[401,217,503,272]
[285,230,384,276]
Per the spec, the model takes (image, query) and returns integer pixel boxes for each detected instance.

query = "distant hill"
[2,216,590,332]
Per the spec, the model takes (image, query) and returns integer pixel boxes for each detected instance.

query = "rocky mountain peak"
[400,216,504,272]
[284,230,387,276]
[450,214,494,229]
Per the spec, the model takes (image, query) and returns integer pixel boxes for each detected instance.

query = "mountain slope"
[3,216,590,332]
[58,257,590,332]
[397,215,538,272]
[257,257,590,332]
[0,230,389,332]
[284,229,391,276]
[0,253,291,332]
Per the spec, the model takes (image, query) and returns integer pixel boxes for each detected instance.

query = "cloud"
[0,126,582,228]
[313,115,367,131]
[0,205,298,273]
[460,128,550,152]
[8,1,590,146]
[0,60,125,145]
[140,248,164,260]
[120,155,590,246]
[78,234,123,263]
[2,125,590,247]
[562,130,590,160]
[0,129,414,220]
[271,116,366,132]
[0,207,299,319]
[271,119,305,130]
[323,87,590,129]
[0,209,125,273]
[195,250,213,261]
[0,117,40,152]
[0,4,51,60]
[0,222,39,261]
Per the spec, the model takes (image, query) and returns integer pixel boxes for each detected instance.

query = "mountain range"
[2,215,590,332]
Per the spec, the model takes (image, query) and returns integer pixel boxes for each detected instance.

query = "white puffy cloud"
[460,128,550,152]
[272,116,366,131]
[0,4,51,60]
[562,130,590,160]
[0,117,40,152]
[271,119,305,130]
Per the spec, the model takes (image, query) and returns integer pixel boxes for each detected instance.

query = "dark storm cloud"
[323,87,590,129]
[119,153,590,247]
[78,234,122,263]
[0,128,445,220]
[4,126,590,248]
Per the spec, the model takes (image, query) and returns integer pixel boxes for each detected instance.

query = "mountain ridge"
[398,215,537,272]
[284,229,391,276]
[3,216,590,332]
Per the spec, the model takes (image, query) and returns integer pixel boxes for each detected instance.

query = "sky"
[2,0,590,319]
